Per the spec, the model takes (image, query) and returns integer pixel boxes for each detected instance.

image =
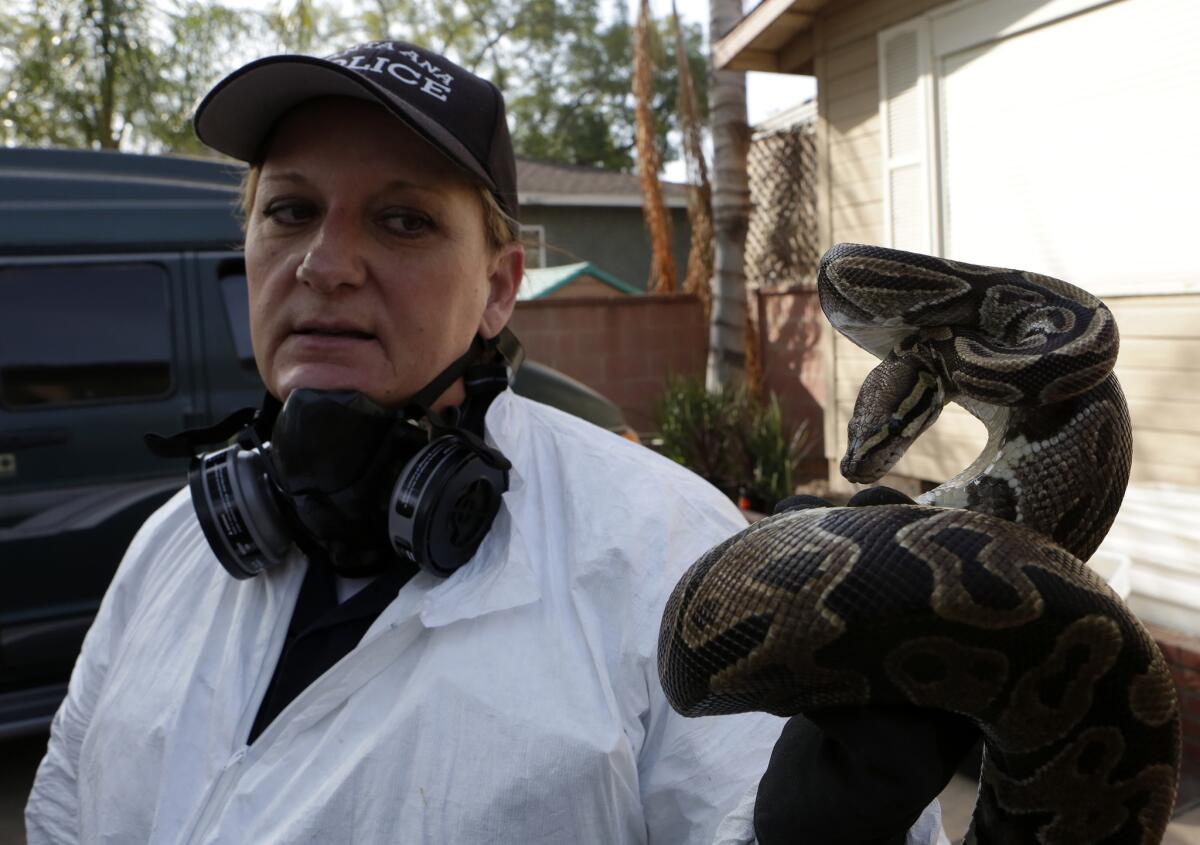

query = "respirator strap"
[458,360,510,441]
[404,328,524,411]
[144,393,283,460]
[492,327,525,374]
[406,335,487,411]
[240,393,283,451]
[144,406,258,459]
[418,331,519,466]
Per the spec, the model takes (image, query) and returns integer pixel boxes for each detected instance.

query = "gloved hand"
[753,707,979,844]
[754,487,980,845]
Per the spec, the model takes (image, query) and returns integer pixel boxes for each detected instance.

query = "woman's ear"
[479,241,524,339]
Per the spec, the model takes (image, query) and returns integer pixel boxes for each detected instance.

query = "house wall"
[815,0,947,247]
[512,288,829,479]
[1108,294,1200,485]
[519,204,691,293]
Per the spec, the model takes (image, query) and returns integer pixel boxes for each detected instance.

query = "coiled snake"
[658,244,1182,843]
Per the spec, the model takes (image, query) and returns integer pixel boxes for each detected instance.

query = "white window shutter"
[878,21,935,253]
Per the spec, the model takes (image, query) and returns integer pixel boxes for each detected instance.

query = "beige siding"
[824,0,948,50]
[828,333,987,484]
[825,32,877,78]
[815,2,899,250]
[826,86,879,127]
[1111,294,1200,484]
[830,154,882,198]
[818,0,948,249]
[824,32,880,249]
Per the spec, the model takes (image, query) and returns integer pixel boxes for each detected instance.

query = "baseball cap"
[193,40,519,219]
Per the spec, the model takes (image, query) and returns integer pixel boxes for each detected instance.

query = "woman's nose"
[295,218,368,292]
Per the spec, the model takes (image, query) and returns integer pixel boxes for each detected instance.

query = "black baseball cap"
[193,40,519,219]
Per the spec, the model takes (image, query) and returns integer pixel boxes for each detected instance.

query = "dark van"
[0,147,628,737]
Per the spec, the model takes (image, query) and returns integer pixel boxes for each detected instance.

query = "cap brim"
[193,55,496,191]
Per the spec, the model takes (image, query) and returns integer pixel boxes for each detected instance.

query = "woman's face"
[244,98,522,408]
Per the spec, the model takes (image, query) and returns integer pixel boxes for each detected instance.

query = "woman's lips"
[287,329,378,351]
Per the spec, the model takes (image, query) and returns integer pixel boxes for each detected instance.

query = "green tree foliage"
[260,0,353,55]
[503,0,708,171]
[0,0,255,152]
[145,2,264,154]
[344,0,709,171]
[1,0,154,148]
[0,0,705,173]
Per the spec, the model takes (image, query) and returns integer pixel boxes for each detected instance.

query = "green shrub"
[654,375,810,510]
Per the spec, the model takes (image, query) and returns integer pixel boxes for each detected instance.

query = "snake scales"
[658,243,1182,843]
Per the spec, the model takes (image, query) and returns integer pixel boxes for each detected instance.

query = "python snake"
[658,243,1181,843]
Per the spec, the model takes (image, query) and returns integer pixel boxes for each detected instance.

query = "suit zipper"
[180,746,247,845]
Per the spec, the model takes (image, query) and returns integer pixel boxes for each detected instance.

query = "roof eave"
[713,0,832,75]
[518,192,688,209]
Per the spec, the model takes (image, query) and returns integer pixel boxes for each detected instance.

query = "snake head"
[842,354,946,483]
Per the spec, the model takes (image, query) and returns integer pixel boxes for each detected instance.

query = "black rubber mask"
[267,389,431,577]
[166,330,522,580]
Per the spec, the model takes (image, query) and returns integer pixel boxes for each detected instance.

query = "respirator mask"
[147,330,523,581]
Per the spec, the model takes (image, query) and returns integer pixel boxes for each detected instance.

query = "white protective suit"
[27,390,946,844]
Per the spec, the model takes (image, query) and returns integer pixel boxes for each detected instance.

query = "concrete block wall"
[509,294,708,433]
[757,287,827,480]
[1148,625,1200,770]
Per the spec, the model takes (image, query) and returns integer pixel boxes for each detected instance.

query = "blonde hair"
[238,164,519,251]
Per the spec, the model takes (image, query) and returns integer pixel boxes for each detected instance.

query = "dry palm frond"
[671,0,712,318]
[633,0,676,294]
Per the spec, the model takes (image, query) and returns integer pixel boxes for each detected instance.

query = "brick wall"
[509,294,707,433]
[1148,625,1200,771]
[511,289,828,480]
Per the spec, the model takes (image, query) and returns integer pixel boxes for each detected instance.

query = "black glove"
[754,707,979,844]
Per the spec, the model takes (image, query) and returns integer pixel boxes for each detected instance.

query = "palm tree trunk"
[93,0,120,148]
[705,0,750,390]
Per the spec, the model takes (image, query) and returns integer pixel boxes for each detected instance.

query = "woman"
[24,40,781,844]
[26,40,949,844]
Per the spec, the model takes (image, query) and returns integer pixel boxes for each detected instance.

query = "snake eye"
[888,418,906,435]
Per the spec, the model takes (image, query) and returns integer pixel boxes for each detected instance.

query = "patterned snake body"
[658,244,1182,843]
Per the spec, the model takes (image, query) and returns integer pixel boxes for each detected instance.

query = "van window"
[0,263,172,408]
[218,273,257,369]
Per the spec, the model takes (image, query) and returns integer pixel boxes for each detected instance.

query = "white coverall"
[26,390,945,844]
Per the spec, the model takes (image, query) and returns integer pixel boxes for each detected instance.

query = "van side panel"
[0,253,199,704]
